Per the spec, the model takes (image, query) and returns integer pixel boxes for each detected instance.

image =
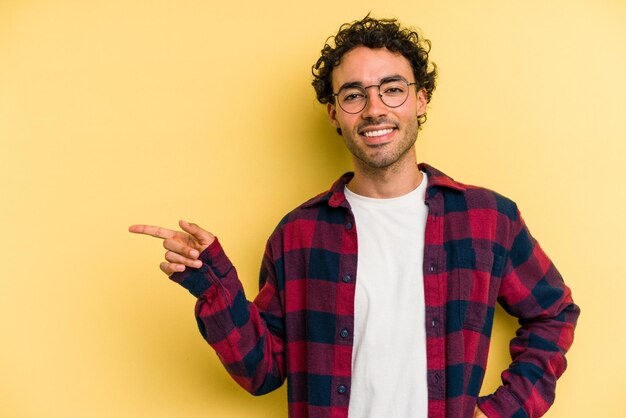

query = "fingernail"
[194,260,202,268]
[190,250,199,258]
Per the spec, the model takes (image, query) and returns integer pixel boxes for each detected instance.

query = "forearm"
[171,238,286,395]
[477,296,579,417]
[478,212,580,417]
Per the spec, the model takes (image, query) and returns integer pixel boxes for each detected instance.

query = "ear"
[327,103,341,129]
[416,88,428,117]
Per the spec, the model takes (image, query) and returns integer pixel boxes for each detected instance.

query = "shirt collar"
[418,163,467,192]
[301,163,466,209]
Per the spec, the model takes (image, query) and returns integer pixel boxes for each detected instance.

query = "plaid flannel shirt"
[171,163,579,418]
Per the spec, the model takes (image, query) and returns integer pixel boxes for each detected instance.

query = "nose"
[361,86,388,119]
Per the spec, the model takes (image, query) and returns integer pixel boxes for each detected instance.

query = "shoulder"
[421,163,520,222]
[263,180,350,260]
[267,174,351,239]
[424,168,526,251]
[277,191,345,229]
[458,184,520,222]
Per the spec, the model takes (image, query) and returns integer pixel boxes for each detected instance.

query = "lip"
[358,125,397,145]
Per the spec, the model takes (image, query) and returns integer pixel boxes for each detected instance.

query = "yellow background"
[1,0,624,417]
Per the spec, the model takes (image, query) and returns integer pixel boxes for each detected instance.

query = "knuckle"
[163,238,179,252]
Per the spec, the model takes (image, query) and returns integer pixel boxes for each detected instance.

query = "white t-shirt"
[344,173,429,418]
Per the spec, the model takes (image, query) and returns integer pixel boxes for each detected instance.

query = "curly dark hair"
[312,15,437,129]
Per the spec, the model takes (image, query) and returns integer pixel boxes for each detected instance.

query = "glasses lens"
[336,80,412,113]
[379,80,410,108]
[338,86,367,114]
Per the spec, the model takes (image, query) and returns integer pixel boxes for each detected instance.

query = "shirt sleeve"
[169,237,286,396]
[477,209,580,418]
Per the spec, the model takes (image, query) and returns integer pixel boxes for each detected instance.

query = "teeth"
[363,128,393,138]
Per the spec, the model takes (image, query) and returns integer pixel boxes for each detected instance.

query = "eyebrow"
[337,74,408,91]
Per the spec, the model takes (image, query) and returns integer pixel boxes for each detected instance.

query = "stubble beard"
[344,120,419,174]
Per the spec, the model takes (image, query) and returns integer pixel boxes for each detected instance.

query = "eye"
[382,83,407,96]
[341,90,366,102]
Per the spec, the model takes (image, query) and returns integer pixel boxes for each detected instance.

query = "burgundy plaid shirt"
[171,163,579,418]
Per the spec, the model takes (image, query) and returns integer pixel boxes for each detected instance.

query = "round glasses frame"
[331,79,418,114]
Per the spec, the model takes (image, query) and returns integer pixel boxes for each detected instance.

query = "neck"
[347,153,423,198]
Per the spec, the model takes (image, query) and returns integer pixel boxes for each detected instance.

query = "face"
[327,46,427,172]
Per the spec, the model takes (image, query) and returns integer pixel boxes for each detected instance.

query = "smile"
[363,128,394,138]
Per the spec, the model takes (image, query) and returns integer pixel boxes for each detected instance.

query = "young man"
[130,16,579,418]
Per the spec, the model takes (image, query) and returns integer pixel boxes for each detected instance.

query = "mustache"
[357,118,398,132]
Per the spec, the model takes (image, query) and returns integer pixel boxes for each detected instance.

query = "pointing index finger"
[128,224,177,239]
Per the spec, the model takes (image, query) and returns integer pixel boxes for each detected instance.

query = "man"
[130,16,579,418]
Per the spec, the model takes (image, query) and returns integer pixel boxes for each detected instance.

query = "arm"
[477,210,580,418]
[129,221,286,395]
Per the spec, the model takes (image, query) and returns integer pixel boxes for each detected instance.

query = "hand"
[473,405,487,418]
[129,220,215,276]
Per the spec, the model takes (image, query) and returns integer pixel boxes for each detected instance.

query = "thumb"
[179,219,215,247]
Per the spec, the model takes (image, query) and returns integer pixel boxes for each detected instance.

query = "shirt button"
[340,329,349,338]
[345,222,353,230]
[429,264,435,273]
[342,274,352,283]
[200,265,209,273]
[337,385,347,394]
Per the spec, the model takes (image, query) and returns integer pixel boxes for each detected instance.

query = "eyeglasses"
[332,78,418,114]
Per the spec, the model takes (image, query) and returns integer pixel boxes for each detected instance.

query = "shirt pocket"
[456,248,504,332]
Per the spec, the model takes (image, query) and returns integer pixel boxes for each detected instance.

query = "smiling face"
[327,46,427,173]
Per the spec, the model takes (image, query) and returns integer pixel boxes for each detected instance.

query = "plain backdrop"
[1,0,625,417]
